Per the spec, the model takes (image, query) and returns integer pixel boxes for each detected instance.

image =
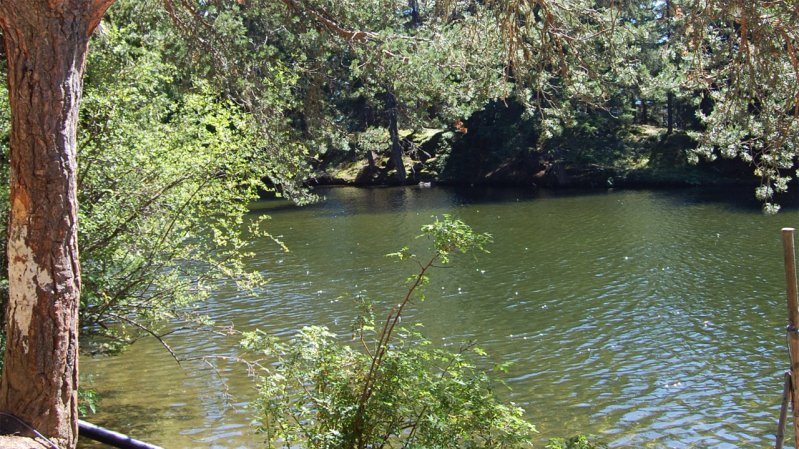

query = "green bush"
[241,216,536,449]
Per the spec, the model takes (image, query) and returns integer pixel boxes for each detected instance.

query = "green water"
[80,186,799,448]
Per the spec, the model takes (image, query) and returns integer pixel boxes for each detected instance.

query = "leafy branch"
[241,217,535,449]
[349,215,491,449]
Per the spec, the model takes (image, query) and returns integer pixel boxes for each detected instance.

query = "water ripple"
[79,187,799,448]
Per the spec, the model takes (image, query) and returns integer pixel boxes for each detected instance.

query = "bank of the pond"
[310,118,755,191]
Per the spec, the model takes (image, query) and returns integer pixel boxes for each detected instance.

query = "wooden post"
[778,372,791,449]
[781,228,799,448]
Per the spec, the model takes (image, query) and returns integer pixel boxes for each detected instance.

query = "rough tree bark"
[0,1,114,448]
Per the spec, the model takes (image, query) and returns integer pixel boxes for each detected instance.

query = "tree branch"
[279,0,379,43]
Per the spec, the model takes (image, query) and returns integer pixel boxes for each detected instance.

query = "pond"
[79,186,799,448]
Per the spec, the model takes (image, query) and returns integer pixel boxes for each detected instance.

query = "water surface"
[80,186,799,448]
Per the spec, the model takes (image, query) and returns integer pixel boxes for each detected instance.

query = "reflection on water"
[80,186,799,448]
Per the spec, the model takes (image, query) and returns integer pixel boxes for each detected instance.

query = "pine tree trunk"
[0,2,113,448]
[408,0,420,26]
[641,100,648,124]
[665,0,674,135]
[667,91,674,134]
[385,92,406,183]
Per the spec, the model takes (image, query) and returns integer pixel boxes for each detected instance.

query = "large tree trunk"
[0,2,112,448]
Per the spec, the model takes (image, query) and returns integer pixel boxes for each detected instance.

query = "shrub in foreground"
[242,216,537,449]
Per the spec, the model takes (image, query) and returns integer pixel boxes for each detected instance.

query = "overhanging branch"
[279,0,379,43]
